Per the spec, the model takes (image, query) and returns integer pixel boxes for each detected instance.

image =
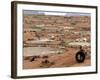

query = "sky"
[23,10,91,16]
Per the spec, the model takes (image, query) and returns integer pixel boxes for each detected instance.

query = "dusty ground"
[23,13,91,69]
[23,47,91,69]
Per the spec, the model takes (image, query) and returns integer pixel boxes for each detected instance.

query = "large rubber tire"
[75,51,85,63]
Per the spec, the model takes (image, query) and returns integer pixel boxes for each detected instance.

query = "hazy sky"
[23,10,91,16]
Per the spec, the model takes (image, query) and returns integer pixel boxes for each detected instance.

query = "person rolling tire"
[75,46,86,63]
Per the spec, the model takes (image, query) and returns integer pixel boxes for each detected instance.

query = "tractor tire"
[75,51,85,63]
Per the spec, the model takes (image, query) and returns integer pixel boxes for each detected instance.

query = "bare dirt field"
[23,47,91,69]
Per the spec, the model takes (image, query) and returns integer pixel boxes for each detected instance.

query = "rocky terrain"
[23,11,91,69]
